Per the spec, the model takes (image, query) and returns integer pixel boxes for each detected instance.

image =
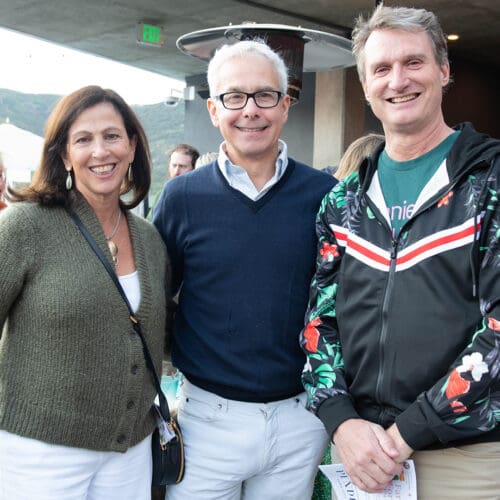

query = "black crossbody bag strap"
[68,209,172,423]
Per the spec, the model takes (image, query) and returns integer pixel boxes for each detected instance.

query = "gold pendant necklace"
[105,210,122,266]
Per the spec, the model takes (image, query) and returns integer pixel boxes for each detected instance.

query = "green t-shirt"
[378,131,459,235]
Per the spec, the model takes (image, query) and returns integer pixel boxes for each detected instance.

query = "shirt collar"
[218,139,288,179]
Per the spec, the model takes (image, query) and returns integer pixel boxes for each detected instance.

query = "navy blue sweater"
[153,159,336,401]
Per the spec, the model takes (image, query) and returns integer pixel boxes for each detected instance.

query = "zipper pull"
[391,238,398,260]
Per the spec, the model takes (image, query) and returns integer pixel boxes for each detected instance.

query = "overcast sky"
[0,27,183,105]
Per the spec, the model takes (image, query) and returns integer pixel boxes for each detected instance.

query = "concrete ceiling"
[1,0,499,82]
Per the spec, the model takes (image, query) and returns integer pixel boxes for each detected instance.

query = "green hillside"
[0,88,184,198]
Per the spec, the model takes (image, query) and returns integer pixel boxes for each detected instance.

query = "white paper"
[154,405,176,444]
[319,460,417,499]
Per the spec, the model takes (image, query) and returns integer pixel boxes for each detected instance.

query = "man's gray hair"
[352,4,449,82]
[207,40,288,96]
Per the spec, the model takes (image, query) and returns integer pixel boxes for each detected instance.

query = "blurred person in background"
[334,133,384,181]
[168,143,199,179]
[0,155,7,209]
[147,143,200,220]
[194,151,218,169]
[0,85,172,500]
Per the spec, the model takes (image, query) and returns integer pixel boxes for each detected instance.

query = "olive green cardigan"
[0,193,172,452]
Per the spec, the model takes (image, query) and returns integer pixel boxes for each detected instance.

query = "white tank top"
[118,271,141,313]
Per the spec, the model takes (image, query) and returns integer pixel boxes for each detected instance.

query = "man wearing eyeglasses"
[153,40,335,499]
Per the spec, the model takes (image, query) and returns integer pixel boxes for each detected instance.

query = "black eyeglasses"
[215,90,283,110]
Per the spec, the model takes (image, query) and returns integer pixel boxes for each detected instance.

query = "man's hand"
[386,423,413,462]
[333,419,403,493]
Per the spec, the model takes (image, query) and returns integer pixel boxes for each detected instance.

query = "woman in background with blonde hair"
[0,155,7,209]
[194,151,218,169]
[335,133,384,180]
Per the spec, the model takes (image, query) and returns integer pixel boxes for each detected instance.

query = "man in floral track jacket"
[300,5,500,499]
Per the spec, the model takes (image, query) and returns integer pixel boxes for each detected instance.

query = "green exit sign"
[137,22,165,47]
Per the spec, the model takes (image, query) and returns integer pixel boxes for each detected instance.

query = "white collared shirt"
[217,139,289,201]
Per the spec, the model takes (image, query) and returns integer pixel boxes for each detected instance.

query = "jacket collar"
[359,122,500,196]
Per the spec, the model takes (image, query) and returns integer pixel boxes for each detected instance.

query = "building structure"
[0,1,498,167]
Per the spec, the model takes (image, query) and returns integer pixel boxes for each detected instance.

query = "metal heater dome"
[176,23,354,102]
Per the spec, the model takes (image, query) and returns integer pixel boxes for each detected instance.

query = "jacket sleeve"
[396,163,500,450]
[300,183,360,440]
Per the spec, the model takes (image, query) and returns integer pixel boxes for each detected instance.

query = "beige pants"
[332,442,500,500]
[412,442,500,500]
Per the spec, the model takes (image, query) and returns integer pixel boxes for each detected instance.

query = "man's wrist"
[387,424,413,461]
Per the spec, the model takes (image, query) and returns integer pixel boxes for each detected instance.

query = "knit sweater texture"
[0,192,172,452]
[154,159,336,402]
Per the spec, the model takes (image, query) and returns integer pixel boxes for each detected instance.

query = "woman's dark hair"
[8,85,151,209]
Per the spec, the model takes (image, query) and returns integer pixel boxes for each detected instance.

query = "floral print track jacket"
[301,123,500,450]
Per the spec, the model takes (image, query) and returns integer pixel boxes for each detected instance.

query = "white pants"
[165,379,329,500]
[0,430,152,500]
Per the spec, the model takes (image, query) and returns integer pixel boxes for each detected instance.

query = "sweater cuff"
[317,396,360,441]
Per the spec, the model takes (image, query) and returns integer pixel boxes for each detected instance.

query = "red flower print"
[446,369,470,413]
[319,242,339,262]
[450,400,467,413]
[488,317,500,332]
[437,191,454,208]
[304,317,322,353]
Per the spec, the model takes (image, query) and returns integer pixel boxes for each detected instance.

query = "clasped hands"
[333,418,413,494]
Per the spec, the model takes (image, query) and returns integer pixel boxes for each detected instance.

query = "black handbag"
[68,210,185,485]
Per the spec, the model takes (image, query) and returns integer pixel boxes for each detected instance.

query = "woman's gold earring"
[128,163,133,182]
